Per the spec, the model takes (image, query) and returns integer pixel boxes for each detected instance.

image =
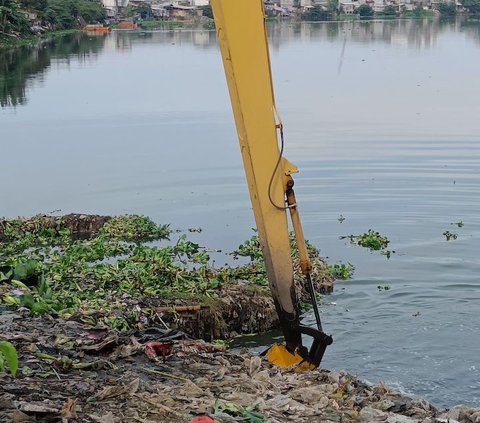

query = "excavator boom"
[211,0,332,367]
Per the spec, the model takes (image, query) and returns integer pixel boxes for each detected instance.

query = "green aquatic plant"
[233,232,263,261]
[0,215,336,330]
[443,230,458,241]
[342,229,390,251]
[381,250,394,259]
[231,232,334,293]
[328,262,354,279]
[99,215,170,241]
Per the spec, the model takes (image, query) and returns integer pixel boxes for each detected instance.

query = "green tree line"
[1,0,30,38]
[1,0,105,41]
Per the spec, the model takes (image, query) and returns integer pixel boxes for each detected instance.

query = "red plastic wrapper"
[143,341,173,359]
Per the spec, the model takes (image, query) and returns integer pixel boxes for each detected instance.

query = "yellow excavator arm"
[211,0,332,368]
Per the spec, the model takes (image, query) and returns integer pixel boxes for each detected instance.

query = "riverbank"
[1,311,479,422]
[0,29,83,51]
[1,215,479,420]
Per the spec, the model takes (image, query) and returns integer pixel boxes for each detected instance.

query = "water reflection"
[108,29,218,51]
[2,19,480,108]
[268,18,478,49]
[0,33,105,108]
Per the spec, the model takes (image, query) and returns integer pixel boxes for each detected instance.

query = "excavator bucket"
[266,344,316,371]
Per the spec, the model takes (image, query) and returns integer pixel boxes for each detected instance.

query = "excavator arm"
[211,0,332,368]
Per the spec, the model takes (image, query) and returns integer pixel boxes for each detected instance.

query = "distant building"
[191,0,209,5]
[278,0,314,11]
[265,2,291,16]
[166,3,199,19]
[102,0,129,18]
[151,2,171,18]
[339,0,356,13]
[373,0,385,12]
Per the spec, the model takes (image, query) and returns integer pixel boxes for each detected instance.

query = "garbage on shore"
[2,311,479,423]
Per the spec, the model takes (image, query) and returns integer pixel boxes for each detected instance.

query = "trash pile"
[2,310,479,423]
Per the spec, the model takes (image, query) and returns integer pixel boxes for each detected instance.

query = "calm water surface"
[1,20,480,407]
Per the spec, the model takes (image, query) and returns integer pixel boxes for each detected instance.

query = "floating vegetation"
[337,214,346,223]
[232,233,334,292]
[99,215,170,241]
[381,250,395,259]
[328,262,355,280]
[443,230,458,241]
[0,214,334,334]
[377,285,391,291]
[451,221,464,228]
[341,229,390,251]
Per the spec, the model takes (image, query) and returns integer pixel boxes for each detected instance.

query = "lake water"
[1,19,480,408]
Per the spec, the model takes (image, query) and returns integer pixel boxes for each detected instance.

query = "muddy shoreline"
[1,311,479,422]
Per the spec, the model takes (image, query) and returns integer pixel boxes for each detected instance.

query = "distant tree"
[45,0,105,28]
[462,0,480,15]
[123,4,135,18]
[301,5,331,20]
[0,0,30,37]
[412,4,425,17]
[19,0,47,12]
[78,0,106,22]
[45,0,77,28]
[356,4,374,17]
[436,1,457,16]
[133,2,152,19]
[382,5,397,15]
[327,0,339,13]
[200,4,213,19]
